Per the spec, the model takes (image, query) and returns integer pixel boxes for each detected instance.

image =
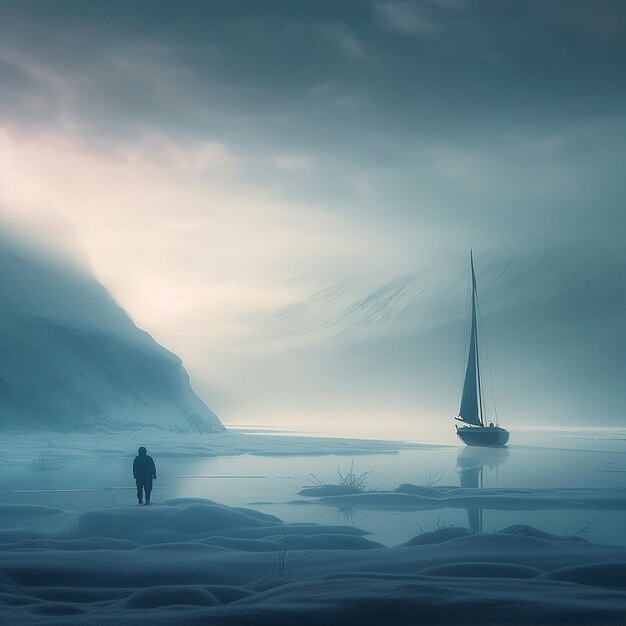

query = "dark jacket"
[133,455,157,482]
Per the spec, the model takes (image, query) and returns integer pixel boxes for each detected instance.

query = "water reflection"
[456,447,509,532]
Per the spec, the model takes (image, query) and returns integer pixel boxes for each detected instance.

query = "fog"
[1,4,626,624]
[0,0,624,434]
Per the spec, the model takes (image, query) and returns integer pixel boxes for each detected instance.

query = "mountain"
[261,243,625,428]
[268,245,625,349]
[266,252,466,346]
[0,229,224,432]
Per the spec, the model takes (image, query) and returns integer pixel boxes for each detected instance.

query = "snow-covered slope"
[267,244,625,347]
[261,244,625,427]
[0,230,223,432]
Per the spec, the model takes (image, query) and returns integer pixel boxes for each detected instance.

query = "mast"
[458,251,483,426]
[471,252,485,426]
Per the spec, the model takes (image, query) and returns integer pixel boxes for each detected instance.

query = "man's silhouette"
[133,446,157,505]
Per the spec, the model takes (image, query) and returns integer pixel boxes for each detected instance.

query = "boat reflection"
[456,446,510,532]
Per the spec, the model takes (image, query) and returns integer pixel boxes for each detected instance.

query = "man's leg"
[136,480,143,504]
[145,479,152,505]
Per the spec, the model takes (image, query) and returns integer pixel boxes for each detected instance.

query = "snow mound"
[404,527,474,545]
[418,561,543,578]
[499,524,587,542]
[68,499,375,552]
[2,499,626,623]
[30,603,84,616]
[0,529,51,544]
[124,584,254,609]
[313,485,626,511]
[4,537,140,551]
[200,533,381,551]
[125,585,220,608]
[199,523,368,541]
[299,485,363,497]
[0,228,223,432]
[538,563,626,589]
[74,500,277,541]
[0,504,67,517]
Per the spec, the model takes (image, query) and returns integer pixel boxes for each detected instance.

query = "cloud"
[321,24,370,61]
[422,0,467,10]
[273,154,315,172]
[530,0,626,39]
[375,2,438,34]
[0,125,400,352]
[0,0,624,431]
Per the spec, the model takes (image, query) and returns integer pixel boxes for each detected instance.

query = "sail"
[458,254,482,426]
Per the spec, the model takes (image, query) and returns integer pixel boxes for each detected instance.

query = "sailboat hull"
[456,425,509,447]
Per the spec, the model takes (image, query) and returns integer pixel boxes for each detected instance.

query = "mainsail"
[458,252,483,426]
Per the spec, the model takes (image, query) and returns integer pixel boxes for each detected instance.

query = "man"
[133,446,157,505]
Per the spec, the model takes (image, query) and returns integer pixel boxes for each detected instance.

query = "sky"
[0,1,624,438]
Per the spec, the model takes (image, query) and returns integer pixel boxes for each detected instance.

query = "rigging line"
[475,287,499,425]
[475,293,487,425]
[471,258,485,426]
[472,256,493,423]
[474,292,485,426]
[479,465,484,534]
[462,258,484,427]
[459,264,473,404]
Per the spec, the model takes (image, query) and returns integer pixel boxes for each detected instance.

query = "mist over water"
[2,427,625,546]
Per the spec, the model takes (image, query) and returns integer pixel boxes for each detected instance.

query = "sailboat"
[455,252,509,447]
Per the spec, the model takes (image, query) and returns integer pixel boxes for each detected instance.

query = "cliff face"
[0,232,224,432]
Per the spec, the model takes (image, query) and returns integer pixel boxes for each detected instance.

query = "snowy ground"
[2,497,626,624]
[1,428,626,623]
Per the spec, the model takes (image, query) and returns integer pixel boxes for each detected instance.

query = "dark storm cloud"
[1,0,625,245]
[1,1,624,279]
[2,1,625,147]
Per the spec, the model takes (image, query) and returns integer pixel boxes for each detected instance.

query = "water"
[170,443,626,546]
[1,429,625,547]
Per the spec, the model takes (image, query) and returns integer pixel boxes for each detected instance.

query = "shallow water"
[173,442,626,546]
[1,429,625,547]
